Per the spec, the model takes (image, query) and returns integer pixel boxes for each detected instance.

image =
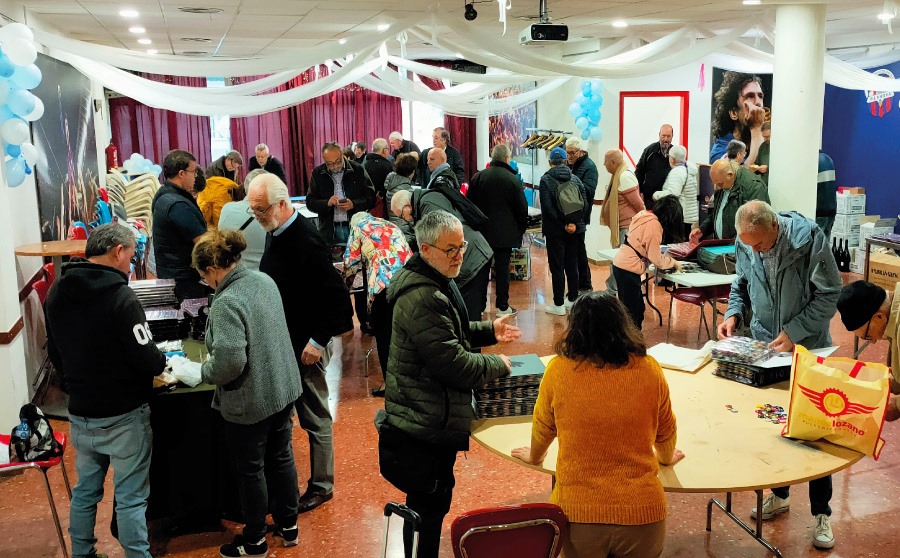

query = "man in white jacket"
[652,144,698,241]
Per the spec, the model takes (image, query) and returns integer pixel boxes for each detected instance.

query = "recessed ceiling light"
[338,38,347,45]
[181,37,212,42]
[138,38,152,45]
[743,0,762,5]
[119,9,139,18]
[147,49,158,55]
[612,20,628,28]
[178,7,224,14]
[877,12,895,22]
[182,51,208,56]
[128,26,145,34]
[377,23,390,31]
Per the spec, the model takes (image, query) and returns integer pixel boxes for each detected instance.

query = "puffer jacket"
[724,212,841,349]
[376,254,508,450]
[384,171,413,210]
[653,162,699,225]
[698,166,769,240]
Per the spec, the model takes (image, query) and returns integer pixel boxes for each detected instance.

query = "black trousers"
[223,404,300,540]
[546,234,579,306]
[576,232,592,290]
[459,263,490,319]
[492,247,513,311]
[613,265,644,328]
[369,290,391,375]
[403,447,458,558]
[773,475,833,516]
[353,289,368,328]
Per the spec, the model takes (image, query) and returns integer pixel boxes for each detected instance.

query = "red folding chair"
[43,262,55,284]
[32,279,51,305]
[0,432,72,558]
[451,503,568,558]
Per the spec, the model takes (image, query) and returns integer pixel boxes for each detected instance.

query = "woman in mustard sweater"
[512,293,684,557]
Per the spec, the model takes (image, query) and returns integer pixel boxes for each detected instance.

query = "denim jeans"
[224,403,300,540]
[295,340,335,494]
[69,404,152,558]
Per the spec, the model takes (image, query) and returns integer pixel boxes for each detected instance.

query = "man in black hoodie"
[45,223,166,558]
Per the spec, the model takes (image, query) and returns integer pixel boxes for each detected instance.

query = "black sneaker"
[274,525,298,547]
[220,535,268,558]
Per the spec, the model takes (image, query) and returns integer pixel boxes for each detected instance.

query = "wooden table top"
[471,358,864,494]
[15,240,87,257]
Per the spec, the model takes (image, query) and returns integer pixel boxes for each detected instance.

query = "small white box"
[849,248,865,274]
[860,217,897,241]
[835,193,866,215]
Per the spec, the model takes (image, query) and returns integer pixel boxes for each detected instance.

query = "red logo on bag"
[798,386,878,417]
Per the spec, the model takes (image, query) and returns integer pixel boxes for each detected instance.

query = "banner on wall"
[32,54,99,241]
[709,68,773,163]
[865,69,895,118]
[488,82,536,166]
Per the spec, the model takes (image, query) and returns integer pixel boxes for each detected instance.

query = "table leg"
[642,275,663,326]
[52,255,63,277]
[706,490,783,558]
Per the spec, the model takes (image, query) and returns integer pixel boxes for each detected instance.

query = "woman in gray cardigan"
[193,229,302,558]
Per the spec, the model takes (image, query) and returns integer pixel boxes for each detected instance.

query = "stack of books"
[475,354,546,418]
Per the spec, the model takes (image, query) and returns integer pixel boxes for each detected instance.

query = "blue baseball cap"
[549,147,567,163]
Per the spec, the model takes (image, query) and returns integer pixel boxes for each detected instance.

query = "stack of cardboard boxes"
[832,188,865,272]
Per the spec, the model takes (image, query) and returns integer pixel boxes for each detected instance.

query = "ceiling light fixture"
[878,12,895,21]
[377,23,390,31]
[339,38,347,45]
[119,9,139,18]
[612,20,628,28]
[147,49,158,55]
[182,51,209,56]
[743,0,762,5]
[129,26,145,34]
[465,2,478,21]
[178,7,224,14]
[138,38,152,45]
[181,37,212,42]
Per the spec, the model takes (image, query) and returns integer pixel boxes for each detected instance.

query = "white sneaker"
[812,514,834,549]
[750,493,790,520]
[496,307,517,316]
[544,304,566,316]
[564,298,576,310]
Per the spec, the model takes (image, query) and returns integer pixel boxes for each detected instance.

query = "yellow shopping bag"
[783,345,891,459]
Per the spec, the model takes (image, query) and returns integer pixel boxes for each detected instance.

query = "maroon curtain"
[109,73,212,168]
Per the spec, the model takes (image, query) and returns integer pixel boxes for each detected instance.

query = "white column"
[475,110,489,172]
[768,4,826,217]
[0,172,28,427]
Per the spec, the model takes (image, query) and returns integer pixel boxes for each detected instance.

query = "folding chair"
[451,503,568,558]
[0,432,72,558]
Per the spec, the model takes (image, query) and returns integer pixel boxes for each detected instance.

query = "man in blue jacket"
[718,200,842,550]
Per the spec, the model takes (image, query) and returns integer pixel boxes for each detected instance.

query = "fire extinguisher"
[105,140,119,171]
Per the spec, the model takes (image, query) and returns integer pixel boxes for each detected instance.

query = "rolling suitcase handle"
[381,502,422,558]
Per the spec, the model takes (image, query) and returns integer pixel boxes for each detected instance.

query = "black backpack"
[418,182,489,231]
[9,404,62,462]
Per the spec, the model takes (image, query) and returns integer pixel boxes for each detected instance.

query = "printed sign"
[865,69,894,118]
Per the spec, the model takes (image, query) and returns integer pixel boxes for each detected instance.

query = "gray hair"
[726,139,747,159]
[244,168,269,190]
[350,211,371,228]
[226,150,243,165]
[389,131,403,141]
[415,210,462,246]
[255,143,268,153]
[391,189,412,216]
[250,173,290,205]
[735,200,777,235]
[372,138,389,153]
[565,137,583,151]
[669,145,687,163]
[85,223,136,258]
[490,143,510,161]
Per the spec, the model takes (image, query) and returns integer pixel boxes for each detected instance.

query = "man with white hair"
[690,158,768,242]
[652,144,699,240]
[389,131,420,163]
[248,173,353,514]
[364,137,394,197]
[718,200,841,550]
[247,143,287,185]
[566,137,599,292]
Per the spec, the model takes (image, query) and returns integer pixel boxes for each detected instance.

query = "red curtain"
[109,73,212,169]
[415,62,477,182]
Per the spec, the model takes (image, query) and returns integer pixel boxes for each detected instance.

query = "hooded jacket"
[375,254,508,450]
[613,210,678,275]
[45,260,166,418]
[724,212,841,349]
[653,162,700,224]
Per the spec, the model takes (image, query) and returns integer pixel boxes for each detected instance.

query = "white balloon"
[20,142,37,165]
[130,153,143,162]
[4,38,37,66]
[23,96,43,121]
[0,23,34,43]
[1,118,28,145]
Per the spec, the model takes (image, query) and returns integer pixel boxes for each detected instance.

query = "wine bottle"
[841,239,850,272]
[832,237,838,264]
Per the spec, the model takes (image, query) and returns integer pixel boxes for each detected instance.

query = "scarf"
[426,162,452,189]
[600,161,627,248]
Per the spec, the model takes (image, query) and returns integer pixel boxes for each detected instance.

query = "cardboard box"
[868,252,900,291]
[833,213,863,234]
[836,193,866,215]
[860,217,897,242]
[849,247,865,274]
[510,246,531,281]
[837,187,865,195]
[832,230,860,248]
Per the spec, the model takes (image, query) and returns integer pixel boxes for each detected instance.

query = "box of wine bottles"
[835,193,866,215]
[860,218,897,243]
[833,213,864,234]
[832,230,860,249]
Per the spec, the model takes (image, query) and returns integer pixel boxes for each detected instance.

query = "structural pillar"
[476,109,490,172]
[768,4,827,217]
[0,172,28,427]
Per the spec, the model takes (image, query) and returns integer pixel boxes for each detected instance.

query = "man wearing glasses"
[152,149,210,301]
[565,138,599,292]
[306,142,376,248]
[837,280,899,421]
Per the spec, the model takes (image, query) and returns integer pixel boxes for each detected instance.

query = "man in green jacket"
[690,158,769,242]
[375,210,519,558]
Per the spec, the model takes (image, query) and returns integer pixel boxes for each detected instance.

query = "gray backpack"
[554,178,585,224]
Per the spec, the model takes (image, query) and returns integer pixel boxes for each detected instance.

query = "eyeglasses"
[861,318,873,341]
[324,157,344,169]
[247,203,275,217]
[426,240,468,259]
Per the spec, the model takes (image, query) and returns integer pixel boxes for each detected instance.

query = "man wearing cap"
[837,280,900,421]
[207,150,243,184]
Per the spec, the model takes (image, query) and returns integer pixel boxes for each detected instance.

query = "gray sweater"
[201,265,301,424]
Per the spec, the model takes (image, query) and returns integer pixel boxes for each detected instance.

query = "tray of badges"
[129,278,177,308]
[145,307,188,342]
[475,354,545,418]
[713,360,791,387]
[475,398,537,419]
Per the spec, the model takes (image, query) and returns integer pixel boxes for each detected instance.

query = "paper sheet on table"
[648,341,715,373]
[755,346,839,368]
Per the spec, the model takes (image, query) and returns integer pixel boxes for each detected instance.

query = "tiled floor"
[1,243,896,558]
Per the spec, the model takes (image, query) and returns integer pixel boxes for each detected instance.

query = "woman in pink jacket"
[612,196,684,328]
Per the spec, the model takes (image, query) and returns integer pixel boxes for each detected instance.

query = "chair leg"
[39,469,69,558]
[61,459,73,499]
[666,295,675,342]
[699,304,711,342]
[364,347,376,378]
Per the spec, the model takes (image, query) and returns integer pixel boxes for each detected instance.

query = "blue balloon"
[7,89,35,117]
[0,54,14,79]
[151,164,162,175]
[6,143,20,157]
[581,129,590,141]
[0,104,14,121]
[589,127,603,142]
[581,81,592,96]
[588,96,602,111]
[5,155,26,187]
[24,161,31,175]
[574,93,586,105]
[575,117,589,131]
[595,95,604,108]
[588,109,601,123]
[10,64,41,90]
[590,80,603,97]
[568,102,581,117]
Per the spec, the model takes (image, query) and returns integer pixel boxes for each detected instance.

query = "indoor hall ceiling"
[15,0,898,62]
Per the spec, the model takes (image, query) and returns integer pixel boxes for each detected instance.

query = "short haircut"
[710,158,738,177]
[761,121,771,132]
[389,131,403,141]
[669,144,687,163]
[415,210,461,246]
[192,229,247,271]
[372,138,389,153]
[226,150,243,165]
[555,291,647,367]
[391,189,412,216]
[255,143,268,152]
[604,149,624,166]
[726,139,747,159]
[565,137,583,151]
[354,141,367,152]
[244,168,269,190]
[490,143,510,161]
[322,142,343,154]
[429,147,447,164]
[434,127,451,145]
[85,223,136,258]
[250,173,290,205]
[163,149,196,179]
[394,153,418,176]
[735,200,777,235]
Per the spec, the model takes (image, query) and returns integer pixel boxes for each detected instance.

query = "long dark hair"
[652,196,685,242]
[555,292,647,368]
[712,72,763,140]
